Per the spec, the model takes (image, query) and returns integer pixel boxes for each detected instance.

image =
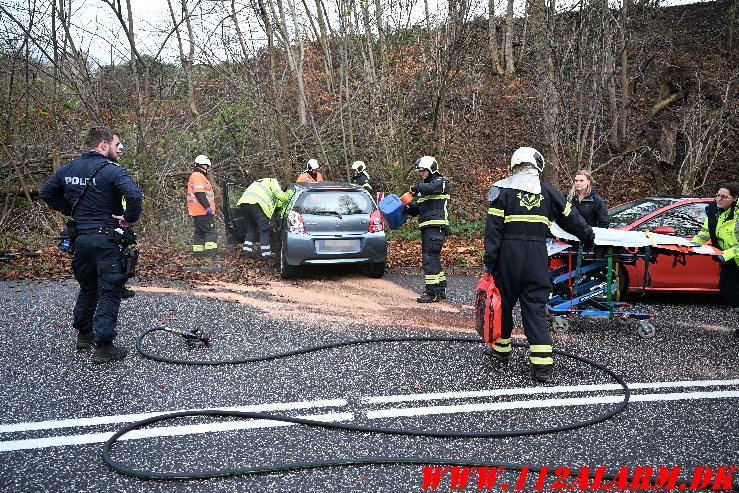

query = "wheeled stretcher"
[546,224,722,339]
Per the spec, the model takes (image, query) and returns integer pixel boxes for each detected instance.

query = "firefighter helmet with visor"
[415,156,438,174]
[510,147,544,173]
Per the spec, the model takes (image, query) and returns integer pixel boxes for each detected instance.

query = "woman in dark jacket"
[567,169,609,228]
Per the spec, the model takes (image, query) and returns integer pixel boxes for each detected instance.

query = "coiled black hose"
[102,330,644,483]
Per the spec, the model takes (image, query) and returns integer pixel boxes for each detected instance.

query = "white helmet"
[351,160,366,173]
[194,154,211,166]
[306,159,320,171]
[510,147,544,173]
[415,155,438,174]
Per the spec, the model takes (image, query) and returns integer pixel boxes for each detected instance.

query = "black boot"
[121,287,135,299]
[76,331,94,350]
[439,289,447,300]
[483,345,510,369]
[532,365,553,383]
[92,343,128,364]
[417,292,440,303]
[732,328,739,342]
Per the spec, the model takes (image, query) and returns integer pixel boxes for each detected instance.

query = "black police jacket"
[570,190,609,228]
[40,151,142,230]
[406,173,451,231]
[484,181,594,269]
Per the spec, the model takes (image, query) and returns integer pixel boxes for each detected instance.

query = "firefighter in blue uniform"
[405,156,451,303]
[483,147,594,382]
[40,126,142,363]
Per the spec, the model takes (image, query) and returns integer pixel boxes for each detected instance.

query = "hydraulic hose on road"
[103,331,640,483]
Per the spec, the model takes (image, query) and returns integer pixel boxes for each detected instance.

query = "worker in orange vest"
[186,155,218,258]
[296,159,323,182]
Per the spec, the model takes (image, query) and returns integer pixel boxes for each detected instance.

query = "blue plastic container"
[379,194,407,230]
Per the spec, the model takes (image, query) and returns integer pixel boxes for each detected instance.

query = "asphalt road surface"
[1,272,737,493]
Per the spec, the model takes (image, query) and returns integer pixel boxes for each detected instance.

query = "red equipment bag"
[474,273,502,344]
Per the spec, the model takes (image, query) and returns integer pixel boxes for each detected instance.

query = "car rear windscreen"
[293,191,373,215]
[608,198,677,228]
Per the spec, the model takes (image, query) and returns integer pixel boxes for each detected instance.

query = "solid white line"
[0,412,354,452]
[365,390,739,419]
[0,399,347,434]
[363,379,739,404]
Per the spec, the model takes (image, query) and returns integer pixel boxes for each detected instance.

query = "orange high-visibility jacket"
[297,171,323,183]
[187,171,215,216]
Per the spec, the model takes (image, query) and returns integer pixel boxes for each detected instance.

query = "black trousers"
[493,238,553,366]
[421,226,447,294]
[71,233,127,344]
[241,203,272,257]
[192,214,218,256]
[719,261,739,310]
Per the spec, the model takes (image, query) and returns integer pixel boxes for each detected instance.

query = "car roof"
[290,181,367,193]
[611,196,712,209]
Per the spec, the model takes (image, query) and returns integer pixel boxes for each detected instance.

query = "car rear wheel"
[280,243,297,279]
[367,262,385,278]
[616,264,629,300]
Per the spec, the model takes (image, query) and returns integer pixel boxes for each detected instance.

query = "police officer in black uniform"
[483,147,594,382]
[405,156,451,303]
[40,126,142,363]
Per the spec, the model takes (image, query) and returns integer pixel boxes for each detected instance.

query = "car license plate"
[318,239,359,251]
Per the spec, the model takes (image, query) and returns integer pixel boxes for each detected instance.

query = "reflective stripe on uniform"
[492,337,512,353]
[530,344,553,366]
[419,219,449,228]
[488,207,504,217]
[503,214,551,226]
[417,194,451,203]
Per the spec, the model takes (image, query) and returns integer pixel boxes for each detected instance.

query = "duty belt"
[76,228,113,235]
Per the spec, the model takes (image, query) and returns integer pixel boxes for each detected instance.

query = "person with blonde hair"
[567,169,609,228]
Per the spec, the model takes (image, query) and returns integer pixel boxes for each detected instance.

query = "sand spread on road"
[135,277,476,333]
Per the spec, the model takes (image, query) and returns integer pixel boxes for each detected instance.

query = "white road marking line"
[0,412,354,452]
[0,399,347,434]
[366,390,739,419]
[3,381,738,453]
[364,379,739,404]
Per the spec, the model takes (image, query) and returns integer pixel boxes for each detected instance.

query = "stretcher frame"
[547,244,658,338]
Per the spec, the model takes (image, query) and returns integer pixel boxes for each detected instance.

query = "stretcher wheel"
[637,320,656,339]
[616,317,632,326]
[552,316,569,334]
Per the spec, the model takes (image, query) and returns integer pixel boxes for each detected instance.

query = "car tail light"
[369,209,384,233]
[287,210,306,234]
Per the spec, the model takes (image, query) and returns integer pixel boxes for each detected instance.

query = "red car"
[608,197,719,294]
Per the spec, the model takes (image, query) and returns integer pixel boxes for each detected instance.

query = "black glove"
[410,186,418,194]
[713,255,726,263]
[402,206,409,215]
[484,265,493,274]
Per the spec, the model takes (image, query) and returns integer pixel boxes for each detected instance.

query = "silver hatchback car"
[277,182,387,279]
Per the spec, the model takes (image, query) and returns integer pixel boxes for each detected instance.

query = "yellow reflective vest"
[695,205,739,265]
[236,178,288,218]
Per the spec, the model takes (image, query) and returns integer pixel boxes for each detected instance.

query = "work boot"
[483,345,510,370]
[732,328,739,342]
[92,343,128,364]
[417,292,440,303]
[76,331,94,350]
[121,287,135,299]
[532,365,553,383]
[439,289,447,300]
[242,251,253,259]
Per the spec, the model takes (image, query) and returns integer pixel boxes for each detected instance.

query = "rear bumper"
[283,232,387,266]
